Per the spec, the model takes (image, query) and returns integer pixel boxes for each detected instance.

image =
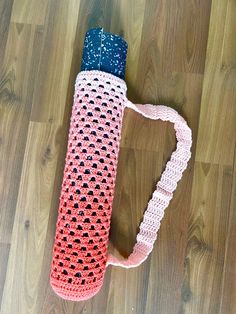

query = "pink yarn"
[50,70,192,301]
[51,71,128,300]
[107,101,192,267]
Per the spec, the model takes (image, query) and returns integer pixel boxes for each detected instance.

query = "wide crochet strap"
[106,100,192,268]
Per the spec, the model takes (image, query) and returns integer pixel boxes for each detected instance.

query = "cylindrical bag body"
[50,70,127,300]
[50,70,192,301]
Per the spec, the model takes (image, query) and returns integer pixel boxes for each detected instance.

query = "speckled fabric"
[81,28,128,79]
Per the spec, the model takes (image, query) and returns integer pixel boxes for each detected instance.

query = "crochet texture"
[50,70,192,301]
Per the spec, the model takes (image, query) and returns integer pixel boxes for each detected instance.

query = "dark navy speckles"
[81,28,128,79]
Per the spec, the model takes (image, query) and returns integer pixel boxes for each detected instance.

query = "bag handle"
[106,100,192,268]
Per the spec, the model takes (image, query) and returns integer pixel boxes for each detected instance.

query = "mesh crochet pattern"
[50,71,127,301]
[50,70,192,301]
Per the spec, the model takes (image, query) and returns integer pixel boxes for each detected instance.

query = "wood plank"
[110,146,193,314]
[0,243,10,305]
[137,0,211,86]
[170,0,212,74]
[0,0,14,63]
[1,122,61,313]
[110,0,146,85]
[30,0,80,123]
[181,162,233,313]
[111,148,163,257]
[0,23,43,243]
[11,0,48,25]
[219,146,236,313]
[196,0,236,166]
[107,265,150,314]
[119,0,212,312]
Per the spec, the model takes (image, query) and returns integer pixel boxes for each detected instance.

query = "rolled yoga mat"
[50,28,192,301]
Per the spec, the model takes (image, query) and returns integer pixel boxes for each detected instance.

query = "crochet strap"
[106,100,192,268]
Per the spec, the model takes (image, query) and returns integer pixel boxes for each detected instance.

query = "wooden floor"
[0,0,236,313]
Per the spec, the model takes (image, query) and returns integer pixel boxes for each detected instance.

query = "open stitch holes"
[50,71,127,299]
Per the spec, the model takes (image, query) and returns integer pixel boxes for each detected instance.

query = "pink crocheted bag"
[50,70,192,301]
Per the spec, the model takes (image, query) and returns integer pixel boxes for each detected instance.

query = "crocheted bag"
[50,70,192,301]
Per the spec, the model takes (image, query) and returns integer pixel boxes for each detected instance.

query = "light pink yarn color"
[107,100,192,268]
[50,70,192,301]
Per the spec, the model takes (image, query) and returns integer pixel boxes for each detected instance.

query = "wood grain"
[1,0,236,313]
[30,0,80,123]
[196,0,236,166]
[1,122,61,313]
[11,0,48,26]
[0,22,40,244]
[219,146,236,314]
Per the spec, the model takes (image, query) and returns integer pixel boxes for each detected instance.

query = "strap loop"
[106,100,192,268]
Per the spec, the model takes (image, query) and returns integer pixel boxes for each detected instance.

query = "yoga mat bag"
[50,70,192,301]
